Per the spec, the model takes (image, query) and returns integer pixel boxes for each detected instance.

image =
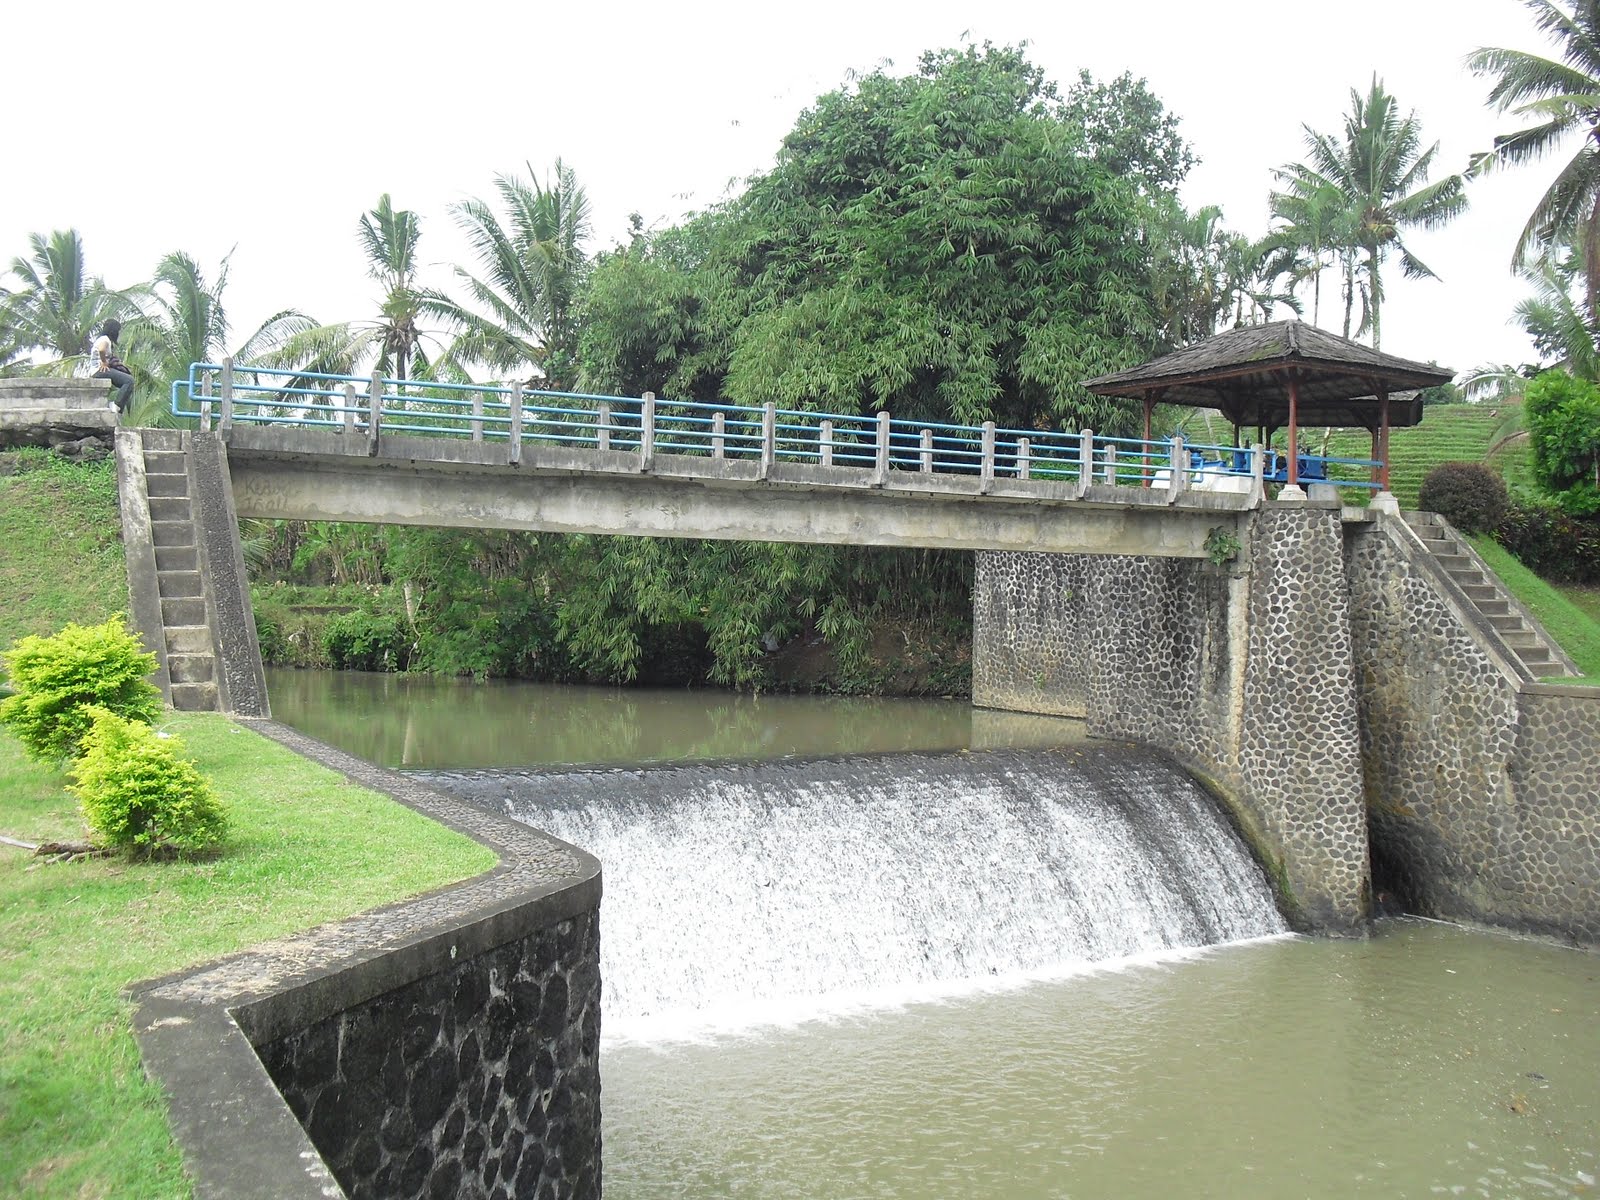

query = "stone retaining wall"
[972,501,1371,931]
[130,722,603,1199]
[1348,520,1600,943]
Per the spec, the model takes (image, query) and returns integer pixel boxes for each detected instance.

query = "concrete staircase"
[1404,511,1577,679]
[140,433,222,710]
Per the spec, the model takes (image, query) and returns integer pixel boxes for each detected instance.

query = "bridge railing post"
[366,370,382,457]
[712,411,725,459]
[1167,433,1188,503]
[981,421,996,494]
[1103,443,1117,485]
[597,402,612,452]
[342,383,357,437]
[1249,441,1266,506]
[920,429,933,473]
[509,384,523,466]
[218,356,234,435]
[471,391,484,443]
[1017,436,1030,480]
[873,411,890,486]
[759,403,776,479]
[199,371,213,433]
[1075,429,1093,498]
[639,391,655,472]
[820,419,834,468]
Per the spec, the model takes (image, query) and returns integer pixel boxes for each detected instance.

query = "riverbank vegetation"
[0,713,496,1198]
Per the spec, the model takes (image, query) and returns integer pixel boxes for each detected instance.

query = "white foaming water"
[424,747,1287,1037]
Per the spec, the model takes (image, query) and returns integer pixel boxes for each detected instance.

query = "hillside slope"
[0,451,126,650]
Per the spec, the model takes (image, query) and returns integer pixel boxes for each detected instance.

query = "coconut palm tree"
[1468,0,1600,315]
[122,250,312,424]
[1276,78,1468,348]
[1263,178,1351,327]
[270,195,443,382]
[1514,248,1600,378]
[0,229,125,373]
[430,160,593,389]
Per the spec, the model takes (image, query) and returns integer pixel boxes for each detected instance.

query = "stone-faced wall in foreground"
[973,502,1371,931]
[1348,521,1600,943]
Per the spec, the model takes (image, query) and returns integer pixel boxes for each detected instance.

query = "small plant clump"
[70,706,227,855]
[1417,461,1509,534]
[1204,525,1242,566]
[0,616,161,762]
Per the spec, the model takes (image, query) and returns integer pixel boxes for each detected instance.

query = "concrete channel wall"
[972,505,1600,945]
[973,500,1373,932]
[130,724,603,1200]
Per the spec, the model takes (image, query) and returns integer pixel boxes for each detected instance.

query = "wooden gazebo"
[1080,320,1454,491]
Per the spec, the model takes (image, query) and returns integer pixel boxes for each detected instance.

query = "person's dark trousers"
[94,368,134,413]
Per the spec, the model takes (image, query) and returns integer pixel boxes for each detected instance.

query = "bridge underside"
[221,428,1252,558]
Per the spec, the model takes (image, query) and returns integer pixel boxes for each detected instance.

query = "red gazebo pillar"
[1286,370,1301,487]
[1377,387,1391,491]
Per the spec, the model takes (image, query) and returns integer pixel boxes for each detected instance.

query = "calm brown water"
[262,667,1089,769]
[265,670,1600,1197]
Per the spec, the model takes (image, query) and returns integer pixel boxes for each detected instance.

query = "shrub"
[70,707,227,855]
[1417,461,1509,533]
[1496,500,1600,585]
[323,610,412,672]
[0,617,161,762]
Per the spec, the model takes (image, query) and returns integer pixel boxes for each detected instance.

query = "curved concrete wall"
[130,723,602,1199]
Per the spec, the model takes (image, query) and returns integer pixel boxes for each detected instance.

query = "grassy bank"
[1467,535,1600,683]
[0,451,126,648]
[0,714,497,1199]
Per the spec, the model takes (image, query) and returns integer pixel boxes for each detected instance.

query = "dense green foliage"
[0,617,161,763]
[1497,498,1600,583]
[1417,461,1510,532]
[1523,369,1600,513]
[581,45,1178,435]
[70,707,227,855]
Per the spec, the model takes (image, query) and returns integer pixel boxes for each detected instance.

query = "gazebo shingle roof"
[1080,320,1453,430]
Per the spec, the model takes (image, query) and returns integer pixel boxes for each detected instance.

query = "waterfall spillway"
[423,746,1286,1031]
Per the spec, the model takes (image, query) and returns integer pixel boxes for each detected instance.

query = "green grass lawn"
[1468,534,1600,684]
[0,713,498,1199]
[0,452,127,649]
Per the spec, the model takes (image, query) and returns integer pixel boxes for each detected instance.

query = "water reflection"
[263,668,1089,770]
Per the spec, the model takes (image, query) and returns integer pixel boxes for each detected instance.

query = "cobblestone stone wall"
[1349,521,1600,944]
[973,504,1370,930]
[258,910,600,1200]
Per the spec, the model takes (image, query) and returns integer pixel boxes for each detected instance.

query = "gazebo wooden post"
[1377,386,1391,490]
[1142,390,1156,487]
[1285,368,1301,487]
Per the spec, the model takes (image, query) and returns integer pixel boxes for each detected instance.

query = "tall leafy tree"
[0,229,124,373]
[1275,78,1468,348]
[1469,0,1600,314]
[582,45,1170,434]
[433,160,594,390]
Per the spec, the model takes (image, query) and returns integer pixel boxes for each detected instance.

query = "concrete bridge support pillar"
[972,502,1371,931]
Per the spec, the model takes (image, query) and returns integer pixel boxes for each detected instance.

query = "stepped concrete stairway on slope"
[1403,510,1578,680]
[115,428,270,716]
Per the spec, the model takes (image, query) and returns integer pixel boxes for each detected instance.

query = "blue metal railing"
[170,363,1385,492]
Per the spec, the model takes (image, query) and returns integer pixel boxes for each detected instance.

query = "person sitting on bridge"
[92,319,134,415]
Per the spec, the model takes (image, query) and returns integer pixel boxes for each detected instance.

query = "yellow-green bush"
[0,617,161,762]
[70,707,227,854]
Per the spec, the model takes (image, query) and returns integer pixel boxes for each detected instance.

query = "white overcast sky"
[1,0,1563,382]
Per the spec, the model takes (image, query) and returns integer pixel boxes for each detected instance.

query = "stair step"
[165,625,212,656]
[1475,599,1510,617]
[147,497,192,522]
[140,429,185,452]
[155,546,198,572]
[1501,630,1540,649]
[1459,584,1497,602]
[151,521,194,548]
[143,450,186,473]
[144,472,189,498]
[167,654,215,684]
[170,681,219,712]
[1488,613,1525,632]
[161,597,207,626]
[1436,553,1475,572]
[158,570,204,599]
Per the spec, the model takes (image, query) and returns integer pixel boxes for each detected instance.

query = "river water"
[267,669,1600,1198]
